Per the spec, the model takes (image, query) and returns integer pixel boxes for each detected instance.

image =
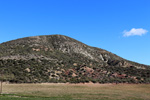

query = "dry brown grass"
[2,83,150,100]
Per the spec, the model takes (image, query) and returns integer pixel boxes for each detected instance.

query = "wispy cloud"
[123,28,148,37]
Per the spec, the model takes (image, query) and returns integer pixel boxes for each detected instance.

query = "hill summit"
[0,35,150,83]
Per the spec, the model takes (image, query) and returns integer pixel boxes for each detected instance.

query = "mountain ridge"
[0,35,150,83]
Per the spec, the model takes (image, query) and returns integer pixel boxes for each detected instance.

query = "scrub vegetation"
[0,35,150,83]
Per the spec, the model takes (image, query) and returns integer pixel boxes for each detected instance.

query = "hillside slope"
[0,35,150,83]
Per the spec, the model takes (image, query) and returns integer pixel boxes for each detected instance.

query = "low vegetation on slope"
[0,35,150,83]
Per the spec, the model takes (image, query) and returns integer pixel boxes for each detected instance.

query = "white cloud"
[123,28,148,37]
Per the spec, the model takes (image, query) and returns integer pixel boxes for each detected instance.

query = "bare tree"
[0,80,2,94]
[0,74,14,94]
[0,76,4,94]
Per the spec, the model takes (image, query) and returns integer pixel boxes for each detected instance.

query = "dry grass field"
[1,83,150,100]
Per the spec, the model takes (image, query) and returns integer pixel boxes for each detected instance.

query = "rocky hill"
[0,35,150,83]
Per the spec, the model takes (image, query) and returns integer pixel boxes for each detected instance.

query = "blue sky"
[0,0,149,65]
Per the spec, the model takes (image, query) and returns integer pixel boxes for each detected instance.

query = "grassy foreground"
[1,83,150,100]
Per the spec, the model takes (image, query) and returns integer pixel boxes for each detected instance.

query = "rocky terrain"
[0,35,150,83]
